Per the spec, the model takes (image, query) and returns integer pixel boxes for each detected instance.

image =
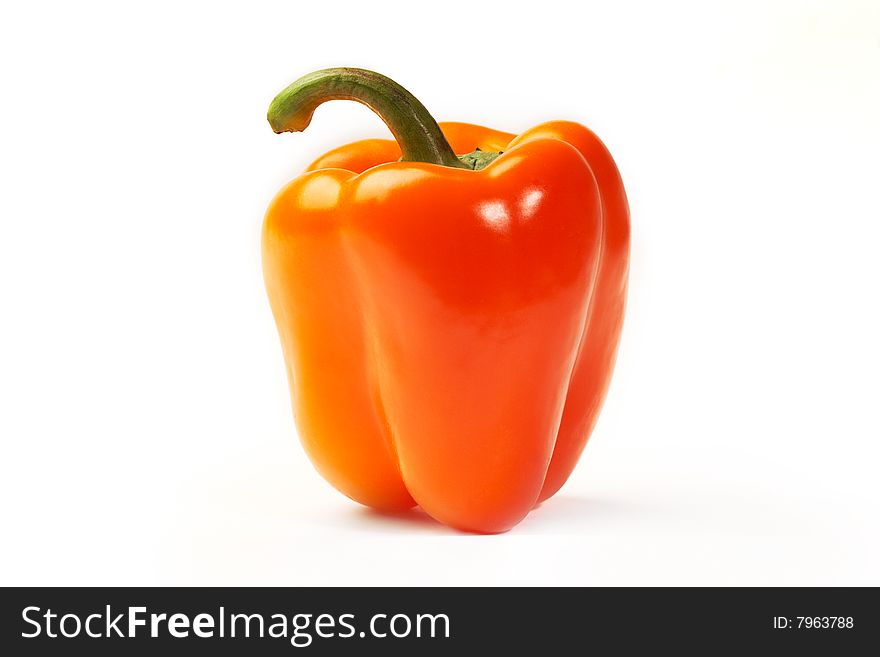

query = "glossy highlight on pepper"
[262,68,630,533]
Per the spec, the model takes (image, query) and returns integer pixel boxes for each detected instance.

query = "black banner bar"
[1,587,876,654]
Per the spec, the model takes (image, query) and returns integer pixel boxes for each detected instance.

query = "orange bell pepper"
[262,68,629,533]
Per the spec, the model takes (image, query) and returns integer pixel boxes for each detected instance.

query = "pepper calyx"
[457,149,503,171]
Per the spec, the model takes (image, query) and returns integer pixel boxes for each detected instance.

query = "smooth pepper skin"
[263,118,629,533]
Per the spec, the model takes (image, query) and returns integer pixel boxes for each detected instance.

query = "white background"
[1,0,878,586]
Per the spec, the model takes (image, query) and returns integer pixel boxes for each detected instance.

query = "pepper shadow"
[336,494,640,536]
[345,505,458,535]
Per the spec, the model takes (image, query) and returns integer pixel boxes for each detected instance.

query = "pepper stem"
[267,68,469,169]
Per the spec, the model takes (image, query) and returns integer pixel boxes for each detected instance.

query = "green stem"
[267,68,469,169]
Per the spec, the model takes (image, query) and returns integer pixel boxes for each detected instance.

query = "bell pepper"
[262,68,629,533]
